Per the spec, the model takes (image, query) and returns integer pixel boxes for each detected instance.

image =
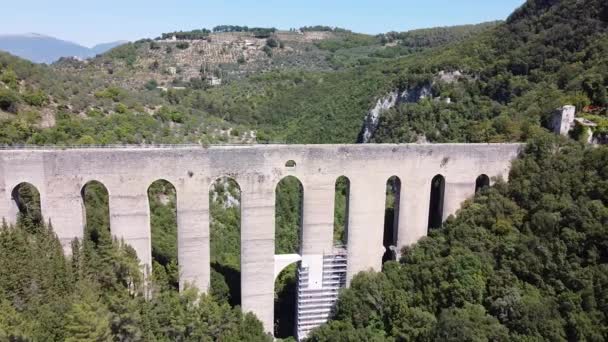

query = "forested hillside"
[1,0,607,145]
[0,21,503,146]
[371,0,608,143]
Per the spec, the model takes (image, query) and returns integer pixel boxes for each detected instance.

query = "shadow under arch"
[428,174,445,231]
[147,179,178,290]
[11,182,42,228]
[80,180,111,245]
[274,175,303,339]
[333,176,350,247]
[383,176,401,264]
[475,174,490,193]
[209,176,242,307]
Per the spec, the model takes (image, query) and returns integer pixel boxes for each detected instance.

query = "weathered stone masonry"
[0,144,521,333]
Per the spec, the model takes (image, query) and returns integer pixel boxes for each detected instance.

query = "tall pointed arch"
[148,179,178,289]
[12,182,42,228]
[333,176,350,247]
[209,176,242,306]
[383,176,401,263]
[428,174,445,231]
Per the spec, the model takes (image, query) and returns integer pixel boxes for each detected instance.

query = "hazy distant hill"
[90,41,128,56]
[0,33,126,64]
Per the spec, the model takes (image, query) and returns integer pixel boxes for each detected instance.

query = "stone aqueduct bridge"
[0,144,521,332]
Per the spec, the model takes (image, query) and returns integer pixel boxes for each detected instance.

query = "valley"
[0,0,606,341]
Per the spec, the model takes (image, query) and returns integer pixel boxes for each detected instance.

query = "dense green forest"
[371,0,608,143]
[308,133,608,341]
[0,0,606,340]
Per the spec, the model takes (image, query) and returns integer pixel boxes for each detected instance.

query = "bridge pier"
[301,177,334,256]
[300,176,335,291]
[240,175,276,334]
[44,176,84,253]
[396,176,431,252]
[346,176,386,283]
[109,187,152,276]
[443,177,477,219]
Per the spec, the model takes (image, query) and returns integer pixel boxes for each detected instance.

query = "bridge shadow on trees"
[274,264,297,339]
[211,262,241,306]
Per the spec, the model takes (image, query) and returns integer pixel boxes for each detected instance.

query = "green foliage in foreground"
[307,134,608,341]
[0,184,270,341]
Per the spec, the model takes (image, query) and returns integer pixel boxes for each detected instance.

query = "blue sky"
[0,0,526,47]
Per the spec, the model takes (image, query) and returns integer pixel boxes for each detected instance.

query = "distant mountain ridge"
[0,33,127,64]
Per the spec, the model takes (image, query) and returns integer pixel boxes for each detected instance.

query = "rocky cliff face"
[359,84,432,143]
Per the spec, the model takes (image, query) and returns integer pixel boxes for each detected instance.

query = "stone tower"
[551,105,576,136]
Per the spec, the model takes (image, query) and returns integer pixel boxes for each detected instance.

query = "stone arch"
[274,175,303,339]
[80,180,111,244]
[275,175,304,254]
[274,254,302,281]
[333,176,350,247]
[428,174,445,231]
[147,179,178,289]
[209,176,242,306]
[11,182,42,227]
[475,174,490,193]
[383,176,401,263]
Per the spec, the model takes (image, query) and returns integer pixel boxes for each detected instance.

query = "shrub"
[0,69,18,89]
[262,46,273,57]
[77,135,96,145]
[22,90,48,107]
[266,37,279,48]
[94,87,126,102]
[149,60,160,70]
[114,103,128,114]
[145,79,159,91]
[0,88,20,113]
[176,42,190,50]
